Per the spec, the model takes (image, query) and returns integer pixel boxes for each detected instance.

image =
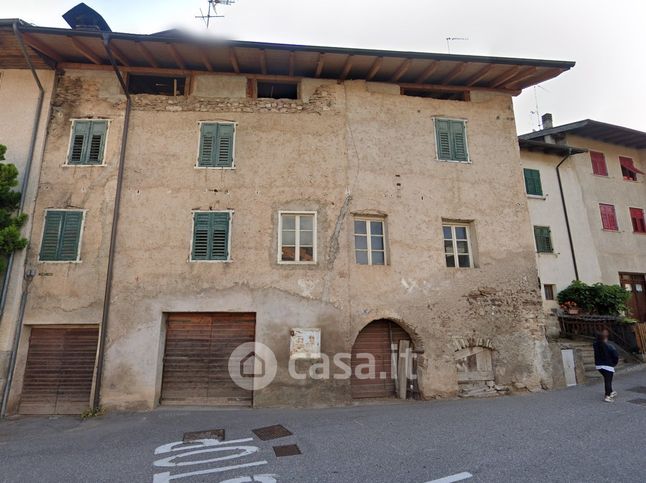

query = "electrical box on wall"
[289,328,321,359]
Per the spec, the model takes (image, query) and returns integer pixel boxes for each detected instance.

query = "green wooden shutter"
[435,119,452,160]
[210,212,230,260]
[523,168,543,196]
[87,121,107,164]
[68,121,91,165]
[198,124,219,167]
[39,211,83,261]
[40,211,64,261]
[534,226,553,253]
[215,124,235,167]
[58,211,83,260]
[192,212,212,260]
[192,212,230,260]
[450,120,468,162]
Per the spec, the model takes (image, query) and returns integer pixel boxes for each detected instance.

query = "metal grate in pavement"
[273,444,301,457]
[252,424,292,441]
[183,429,225,442]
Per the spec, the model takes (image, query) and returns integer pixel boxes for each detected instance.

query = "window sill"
[189,259,232,263]
[278,261,318,265]
[194,166,236,170]
[38,260,81,264]
[601,229,620,233]
[591,173,609,178]
[436,158,472,164]
[527,194,547,200]
[62,163,106,168]
[537,251,557,256]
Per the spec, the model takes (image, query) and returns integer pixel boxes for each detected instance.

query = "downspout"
[556,149,579,280]
[92,33,131,410]
[0,21,47,417]
[0,22,45,317]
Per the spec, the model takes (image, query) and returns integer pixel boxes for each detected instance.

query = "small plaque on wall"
[289,328,321,359]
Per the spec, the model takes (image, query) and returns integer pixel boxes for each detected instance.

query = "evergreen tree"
[0,144,28,272]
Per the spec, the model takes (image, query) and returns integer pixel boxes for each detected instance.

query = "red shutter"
[630,207,646,233]
[590,151,607,176]
[600,204,618,231]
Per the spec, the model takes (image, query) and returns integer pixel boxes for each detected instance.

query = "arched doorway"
[350,319,412,399]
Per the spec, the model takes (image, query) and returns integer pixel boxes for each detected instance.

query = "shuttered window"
[39,210,84,261]
[435,119,468,162]
[523,168,543,196]
[534,226,553,253]
[67,120,107,165]
[590,151,608,176]
[630,207,645,233]
[599,204,618,231]
[191,211,231,261]
[198,123,235,168]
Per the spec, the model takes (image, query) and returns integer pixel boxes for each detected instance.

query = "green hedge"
[557,280,631,316]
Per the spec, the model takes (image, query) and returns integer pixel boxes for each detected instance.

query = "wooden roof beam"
[22,33,64,63]
[198,48,213,72]
[340,55,354,81]
[314,53,325,78]
[390,59,412,82]
[499,67,537,89]
[441,62,468,85]
[69,36,102,64]
[463,64,494,86]
[507,67,562,89]
[109,43,131,67]
[167,43,186,70]
[489,66,521,88]
[136,42,159,68]
[288,51,295,76]
[415,61,439,84]
[260,49,267,75]
[366,57,383,81]
[230,48,240,73]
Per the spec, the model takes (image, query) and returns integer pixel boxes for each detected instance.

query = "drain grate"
[627,386,646,394]
[183,429,225,442]
[273,444,301,457]
[252,424,293,441]
[627,398,646,406]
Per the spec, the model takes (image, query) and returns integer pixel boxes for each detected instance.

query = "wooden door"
[161,313,255,406]
[619,273,646,323]
[350,320,411,399]
[19,327,99,415]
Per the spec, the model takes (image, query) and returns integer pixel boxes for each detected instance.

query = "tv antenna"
[529,85,551,130]
[446,37,468,54]
[196,0,236,28]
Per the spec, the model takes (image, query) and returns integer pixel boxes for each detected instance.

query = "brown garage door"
[161,313,256,406]
[19,327,99,415]
[351,320,411,399]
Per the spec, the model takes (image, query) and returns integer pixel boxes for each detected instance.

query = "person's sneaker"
[604,396,615,403]
[610,391,618,398]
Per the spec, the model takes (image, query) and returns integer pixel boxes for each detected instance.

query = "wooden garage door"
[351,320,411,399]
[19,327,99,415]
[161,313,256,406]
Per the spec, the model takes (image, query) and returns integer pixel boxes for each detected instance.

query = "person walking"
[593,329,619,402]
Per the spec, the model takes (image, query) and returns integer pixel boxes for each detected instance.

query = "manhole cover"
[627,399,646,406]
[252,424,292,441]
[273,444,301,457]
[183,429,225,442]
[627,386,646,394]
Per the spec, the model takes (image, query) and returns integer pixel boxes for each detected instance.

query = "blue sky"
[3,0,645,135]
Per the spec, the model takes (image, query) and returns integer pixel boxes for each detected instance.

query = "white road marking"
[153,461,268,483]
[425,472,473,483]
[219,475,278,483]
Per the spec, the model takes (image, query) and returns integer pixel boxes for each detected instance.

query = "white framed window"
[354,218,386,265]
[278,211,316,264]
[443,224,473,268]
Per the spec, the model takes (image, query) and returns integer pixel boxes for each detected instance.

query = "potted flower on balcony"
[561,300,580,315]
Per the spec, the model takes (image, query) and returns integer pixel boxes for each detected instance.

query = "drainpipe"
[0,21,47,418]
[556,150,579,281]
[0,22,45,318]
[92,33,131,410]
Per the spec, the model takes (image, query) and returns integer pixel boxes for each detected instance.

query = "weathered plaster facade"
[5,67,553,412]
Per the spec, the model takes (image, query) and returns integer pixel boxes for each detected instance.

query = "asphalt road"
[1,368,645,483]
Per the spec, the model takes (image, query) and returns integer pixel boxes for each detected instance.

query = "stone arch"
[453,337,496,395]
[352,313,424,354]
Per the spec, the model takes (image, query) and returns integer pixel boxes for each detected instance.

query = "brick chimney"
[542,113,553,130]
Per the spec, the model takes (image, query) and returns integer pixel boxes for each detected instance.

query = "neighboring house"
[0,7,575,415]
[520,114,646,333]
[0,19,56,412]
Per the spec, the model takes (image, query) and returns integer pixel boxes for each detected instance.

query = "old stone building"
[0,11,575,414]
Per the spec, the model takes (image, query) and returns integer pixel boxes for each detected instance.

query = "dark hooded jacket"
[593,339,619,367]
